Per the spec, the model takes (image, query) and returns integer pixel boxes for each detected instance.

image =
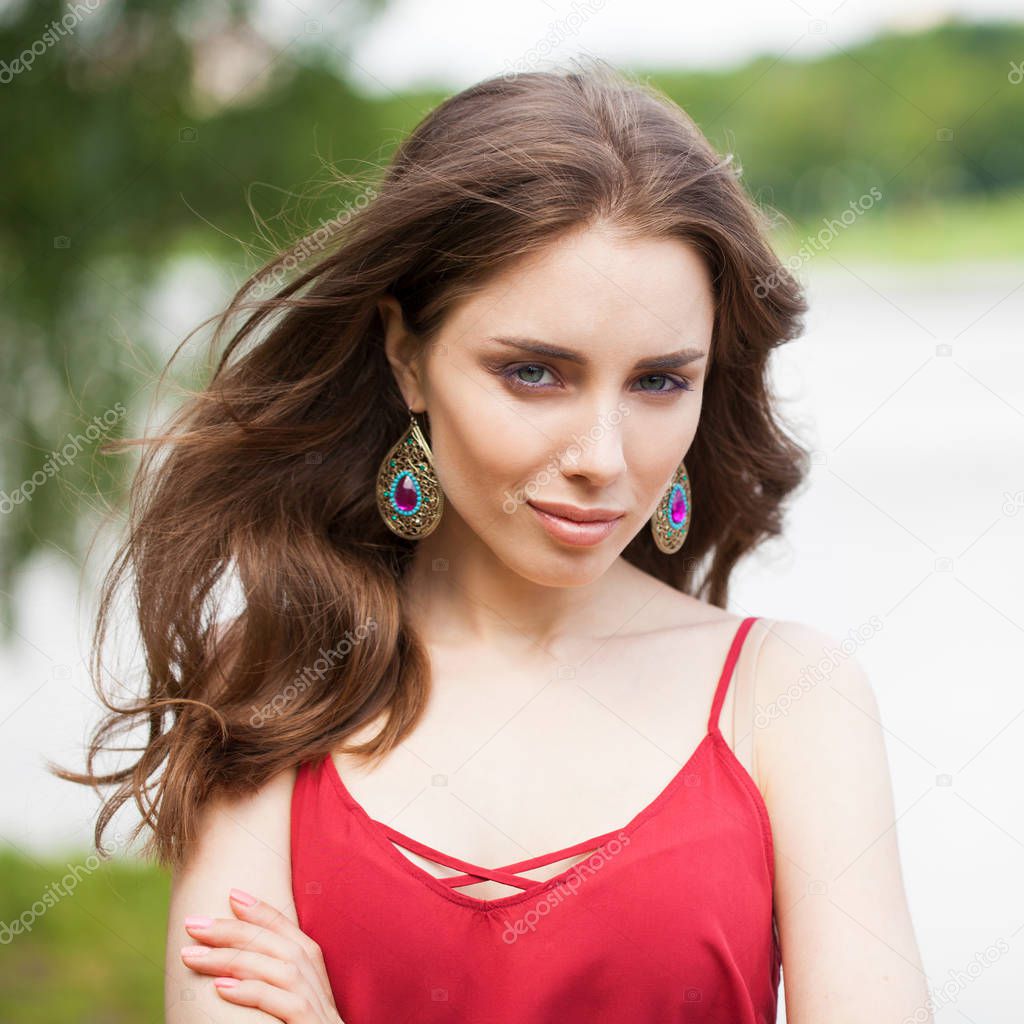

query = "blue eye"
[636,373,693,393]
[508,364,555,387]
[499,364,692,394]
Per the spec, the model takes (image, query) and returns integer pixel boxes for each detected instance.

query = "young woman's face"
[382,221,715,586]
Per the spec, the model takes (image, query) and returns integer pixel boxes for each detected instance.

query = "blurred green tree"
[0,0,406,636]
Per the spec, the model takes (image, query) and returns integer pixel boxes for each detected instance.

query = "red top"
[291,615,780,1022]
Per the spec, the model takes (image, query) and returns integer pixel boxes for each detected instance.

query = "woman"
[58,60,930,1022]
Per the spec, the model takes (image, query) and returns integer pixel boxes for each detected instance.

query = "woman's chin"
[500,543,619,588]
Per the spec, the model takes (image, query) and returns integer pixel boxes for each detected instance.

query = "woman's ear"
[378,295,427,411]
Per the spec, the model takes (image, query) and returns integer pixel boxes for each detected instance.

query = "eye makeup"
[497,362,694,395]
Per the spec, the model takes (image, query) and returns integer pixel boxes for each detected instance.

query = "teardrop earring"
[376,408,445,540]
[650,460,691,554]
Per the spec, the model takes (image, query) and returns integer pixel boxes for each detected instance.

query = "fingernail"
[214,977,238,989]
[181,945,208,958]
[184,915,213,930]
[229,888,258,906]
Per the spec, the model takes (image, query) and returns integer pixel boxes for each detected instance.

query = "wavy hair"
[52,58,809,871]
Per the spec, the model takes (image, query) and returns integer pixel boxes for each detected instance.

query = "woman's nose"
[557,415,627,486]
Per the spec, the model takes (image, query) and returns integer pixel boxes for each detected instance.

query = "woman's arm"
[164,766,298,1022]
[755,619,932,1024]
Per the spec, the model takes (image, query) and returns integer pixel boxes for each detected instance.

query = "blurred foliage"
[652,19,1024,219]
[0,0,414,638]
[0,4,1022,638]
[0,845,169,1020]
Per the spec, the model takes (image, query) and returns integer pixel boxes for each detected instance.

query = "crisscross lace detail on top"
[375,821,628,892]
[321,616,759,904]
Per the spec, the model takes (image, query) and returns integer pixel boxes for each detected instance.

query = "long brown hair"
[52,58,809,871]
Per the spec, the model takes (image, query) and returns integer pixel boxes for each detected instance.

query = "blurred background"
[2,0,1023,1019]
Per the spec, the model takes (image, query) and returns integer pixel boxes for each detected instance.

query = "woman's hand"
[180,888,344,1022]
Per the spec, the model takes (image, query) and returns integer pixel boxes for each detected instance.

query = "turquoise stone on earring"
[650,464,691,554]
[390,471,422,516]
[668,483,688,530]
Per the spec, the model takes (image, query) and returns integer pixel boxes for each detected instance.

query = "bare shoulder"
[750,617,882,767]
[165,765,298,1022]
[750,616,898,881]
[750,624,929,1017]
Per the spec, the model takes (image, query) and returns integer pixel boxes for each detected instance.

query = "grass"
[0,846,169,1021]
[770,189,1024,264]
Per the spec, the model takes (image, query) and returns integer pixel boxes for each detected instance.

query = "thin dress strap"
[707,616,759,734]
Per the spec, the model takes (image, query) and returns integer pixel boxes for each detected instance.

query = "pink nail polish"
[229,887,258,906]
[214,977,238,989]
[181,945,208,958]
[184,915,213,930]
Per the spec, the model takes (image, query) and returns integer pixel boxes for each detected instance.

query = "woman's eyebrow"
[486,336,708,371]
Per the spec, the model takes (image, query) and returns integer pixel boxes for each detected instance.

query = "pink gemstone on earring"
[393,472,419,512]
[669,485,688,527]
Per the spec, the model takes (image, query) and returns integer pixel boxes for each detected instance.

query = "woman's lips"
[527,502,624,547]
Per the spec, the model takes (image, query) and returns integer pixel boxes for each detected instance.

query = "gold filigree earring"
[650,460,691,554]
[376,408,445,540]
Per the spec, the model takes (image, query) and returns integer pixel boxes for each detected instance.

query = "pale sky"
[252,0,1024,96]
